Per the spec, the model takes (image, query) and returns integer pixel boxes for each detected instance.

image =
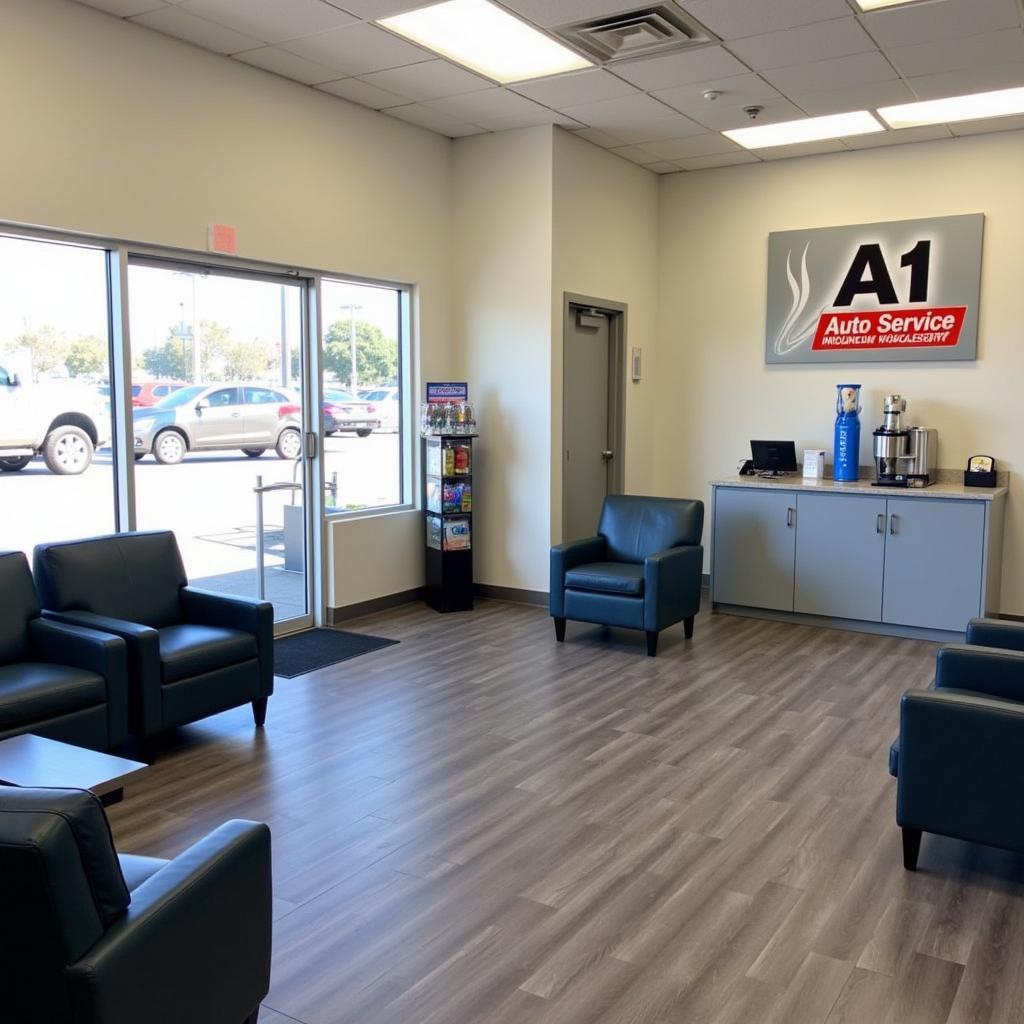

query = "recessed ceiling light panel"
[854,0,926,10]
[378,0,592,85]
[723,111,885,149]
[879,86,1024,128]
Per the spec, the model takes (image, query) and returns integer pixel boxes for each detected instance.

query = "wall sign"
[426,381,467,404]
[765,213,983,364]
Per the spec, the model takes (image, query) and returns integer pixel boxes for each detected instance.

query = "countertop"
[710,474,1008,501]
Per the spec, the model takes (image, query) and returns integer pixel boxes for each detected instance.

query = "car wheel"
[242,448,266,458]
[153,430,187,465]
[133,453,146,462]
[356,429,373,438]
[0,455,32,472]
[276,428,302,460]
[43,426,94,475]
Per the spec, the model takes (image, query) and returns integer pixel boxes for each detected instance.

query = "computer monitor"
[750,440,798,476]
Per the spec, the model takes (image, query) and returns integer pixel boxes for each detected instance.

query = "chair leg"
[684,615,694,640]
[646,630,659,657]
[252,697,268,728]
[554,616,566,642]
[902,827,922,870]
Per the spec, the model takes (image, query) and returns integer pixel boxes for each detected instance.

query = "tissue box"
[803,449,826,479]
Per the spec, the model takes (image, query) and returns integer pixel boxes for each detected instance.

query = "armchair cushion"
[0,550,40,665]
[564,561,645,596]
[966,617,1024,653]
[0,663,106,730]
[118,853,168,892]
[934,644,1024,703]
[158,624,257,685]
[598,495,704,563]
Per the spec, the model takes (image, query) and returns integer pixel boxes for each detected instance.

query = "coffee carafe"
[872,395,937,488]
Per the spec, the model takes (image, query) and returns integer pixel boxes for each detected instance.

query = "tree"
[7,324,69,381]
[140,320,235,382]
[323,320,397,390]
[65,335,108,377]
[221,340,273,381]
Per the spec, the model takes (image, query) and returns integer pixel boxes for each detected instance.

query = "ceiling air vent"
[554,4,718,63]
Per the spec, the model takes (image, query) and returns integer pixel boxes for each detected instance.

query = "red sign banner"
[811,306,966,352]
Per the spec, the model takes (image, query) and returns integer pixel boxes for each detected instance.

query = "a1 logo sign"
[834,240,931,306]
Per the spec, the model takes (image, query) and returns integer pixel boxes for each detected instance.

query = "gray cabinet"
[881,498,985,632]
[795,493,887,622]
[712,487,796,611]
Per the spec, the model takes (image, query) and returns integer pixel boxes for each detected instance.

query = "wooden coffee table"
[0,734,148,806]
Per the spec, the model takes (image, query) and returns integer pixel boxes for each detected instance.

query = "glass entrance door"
[126,260,313,631]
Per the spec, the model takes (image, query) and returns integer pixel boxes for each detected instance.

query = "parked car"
[358,387,399,432]
[322,389,381,437]
[0,365,111,475]
[133,380,188,407]
[133,383,301,464]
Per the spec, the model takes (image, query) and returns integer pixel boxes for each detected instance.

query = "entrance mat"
[274,628,399,678]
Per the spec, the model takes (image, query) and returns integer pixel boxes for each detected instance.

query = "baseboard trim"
[702,573,710,590]
[475,584,548,607]
[327,587,424,624]
[1000,612,1024,623]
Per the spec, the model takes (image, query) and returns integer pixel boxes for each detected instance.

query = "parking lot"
[1,431,401,622]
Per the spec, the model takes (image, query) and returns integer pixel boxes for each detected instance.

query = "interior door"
[564,306,612,541]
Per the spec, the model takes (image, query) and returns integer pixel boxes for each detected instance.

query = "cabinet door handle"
[786,507,795,528]
[876,513,885,534]
[889,513,898,535]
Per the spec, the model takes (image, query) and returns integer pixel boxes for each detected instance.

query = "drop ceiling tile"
[317,76,408,109]
[674,150,760,169]
[644,161,683,174]
[130,5,264,52]
[685,97,807,131]
[609,144,662,165]
[75,0,169,15]
[497,0,663,29]
[337,0,440,16]
[612,46,748,91]
[859,0,1021,49]
[678,0,852,40]
[888,28,1024,79]
[621,115,711,144]
[559,93,706,143]
[756,138,847,160]
[789,79,915,117]
[233,45,341,83]
[479,110,586,131]
[643,132,740,160]
[510,69,639,108]
[425,88,550,121]
[843,124,952,149]
[907,62,1024,99]
[651,74,784,117]
[949,112,1024,136]
[177,0,355,44]
[385,103,487,136]
[283,21,431,74]
[358,59,492,100]
[569,126,629,147]
[762,51,898,95]
[728,17,876,71]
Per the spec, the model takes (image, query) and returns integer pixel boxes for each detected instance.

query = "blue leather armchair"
[0,551,128,751]
[0,786,271,1024]
[550,494,704,656]
[893,617,1024,870]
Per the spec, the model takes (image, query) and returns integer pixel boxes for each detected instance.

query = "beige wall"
[451,127,554,593]
[551,129,659,543]
[656,130,1024,613]
[1,0,454,611]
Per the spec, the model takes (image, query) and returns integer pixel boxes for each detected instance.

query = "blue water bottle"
[833,384,861,482]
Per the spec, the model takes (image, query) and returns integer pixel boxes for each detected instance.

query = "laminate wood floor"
[107,600,1024,1024]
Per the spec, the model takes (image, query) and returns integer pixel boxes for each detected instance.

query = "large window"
[0,234,115,558]
[320,279,404,512]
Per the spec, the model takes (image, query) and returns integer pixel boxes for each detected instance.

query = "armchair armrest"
[550,536,606,617]
[644,544,703,632]
[68,820,272,1024]
[935,643,1024,703]
[897,688,1024,852]
[41,610,162,737]
[28,618,129,747]
[966,617,1024,653]
[180,587,273,698]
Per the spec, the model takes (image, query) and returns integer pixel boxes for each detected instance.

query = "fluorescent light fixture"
[854,0,922,10]
[378,0,592,84]
[723,111,885,149]
[879,86,1024,129]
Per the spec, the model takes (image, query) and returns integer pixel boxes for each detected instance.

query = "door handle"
[305,432,318,459]
[889,513,898,535]
[876,513,885,534]
[786,507,795,527]
[601,450,614,460]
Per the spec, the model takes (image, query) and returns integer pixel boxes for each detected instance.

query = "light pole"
[339,303,362,394]
[173,271,201,382]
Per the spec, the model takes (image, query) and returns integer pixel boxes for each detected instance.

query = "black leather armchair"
[0,551,128,751]
[33,532,273,744]
[892,618,1024,870]
[550,495,704,656]
[0,786,271,1024]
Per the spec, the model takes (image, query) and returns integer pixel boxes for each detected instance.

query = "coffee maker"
[872,395,937,488]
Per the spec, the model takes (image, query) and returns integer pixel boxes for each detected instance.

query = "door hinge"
[306,432,318,459]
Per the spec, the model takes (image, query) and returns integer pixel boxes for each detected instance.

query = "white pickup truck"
[0,365,110,475]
